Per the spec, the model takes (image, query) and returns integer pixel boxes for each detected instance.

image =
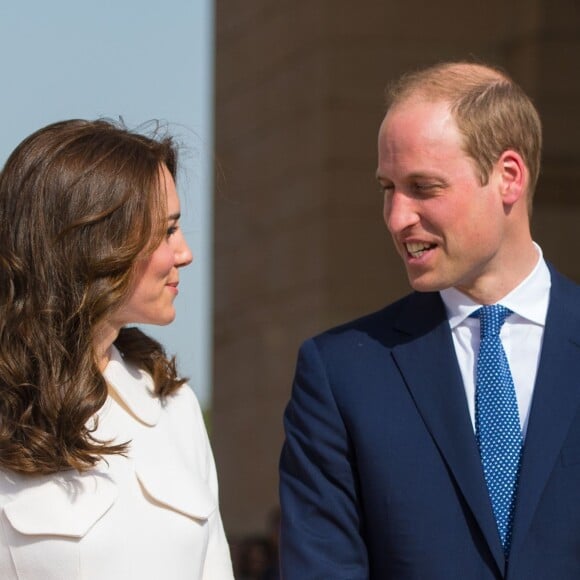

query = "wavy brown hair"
[0,119,187,475]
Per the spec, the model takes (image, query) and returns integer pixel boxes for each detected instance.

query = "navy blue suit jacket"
[280,268,580,579]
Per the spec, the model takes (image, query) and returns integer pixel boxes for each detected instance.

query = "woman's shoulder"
[165,381,203,418]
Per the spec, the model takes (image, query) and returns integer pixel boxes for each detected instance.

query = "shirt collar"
[440,242,551,329]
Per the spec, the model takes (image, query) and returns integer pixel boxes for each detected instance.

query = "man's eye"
[413,183,438,194]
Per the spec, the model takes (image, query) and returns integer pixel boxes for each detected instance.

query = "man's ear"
[496,150,528,207]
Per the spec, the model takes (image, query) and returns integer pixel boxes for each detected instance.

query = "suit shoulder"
[549,264,580,294]
[305,291,442,350]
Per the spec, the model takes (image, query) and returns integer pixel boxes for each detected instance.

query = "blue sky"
[0,0,214,407]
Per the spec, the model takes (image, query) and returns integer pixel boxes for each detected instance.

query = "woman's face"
[110,164,193,328]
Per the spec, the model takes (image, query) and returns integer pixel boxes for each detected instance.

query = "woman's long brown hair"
[0,119,186,475]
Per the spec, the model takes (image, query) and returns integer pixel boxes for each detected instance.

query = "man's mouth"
[405,242,435,258]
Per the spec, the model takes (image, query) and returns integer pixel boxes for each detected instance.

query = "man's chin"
[407,273,446,294]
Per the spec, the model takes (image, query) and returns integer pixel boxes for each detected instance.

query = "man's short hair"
[386,61,542,210]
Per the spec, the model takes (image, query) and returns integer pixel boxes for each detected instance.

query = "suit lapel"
[509,271,580,558]
[390,293,505,573]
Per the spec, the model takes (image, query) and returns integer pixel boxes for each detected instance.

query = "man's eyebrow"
[406,172,439,180]
[376,171,441,181]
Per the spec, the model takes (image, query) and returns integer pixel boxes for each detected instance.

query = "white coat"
[0,346,234,579]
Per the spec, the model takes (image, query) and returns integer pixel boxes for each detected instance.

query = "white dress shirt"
[440,244,551,439]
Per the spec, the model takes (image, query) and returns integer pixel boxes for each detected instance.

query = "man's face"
[377,98,507,299]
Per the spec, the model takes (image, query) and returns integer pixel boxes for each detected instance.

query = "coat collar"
[102,345,162,427]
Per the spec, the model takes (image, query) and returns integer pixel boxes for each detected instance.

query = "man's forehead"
[377,100,470,179]
[380,99,459,148]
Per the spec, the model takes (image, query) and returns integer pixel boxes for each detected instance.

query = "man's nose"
[384,191,419,234]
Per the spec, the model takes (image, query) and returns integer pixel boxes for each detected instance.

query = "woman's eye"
[166,225,178,237]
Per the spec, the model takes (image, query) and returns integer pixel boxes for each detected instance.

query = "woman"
[0,119,234,579]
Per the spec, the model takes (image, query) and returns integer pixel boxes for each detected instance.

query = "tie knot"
[471,304,513,338]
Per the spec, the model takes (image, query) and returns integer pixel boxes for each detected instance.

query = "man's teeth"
[405,242,432,258]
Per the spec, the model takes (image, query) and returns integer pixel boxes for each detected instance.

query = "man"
[279,61,580,579]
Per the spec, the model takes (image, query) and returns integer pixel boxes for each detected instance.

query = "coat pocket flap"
[135,458,216,521]
[3,471,117,538]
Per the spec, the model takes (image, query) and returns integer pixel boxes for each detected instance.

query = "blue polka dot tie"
[472,305,522,557]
